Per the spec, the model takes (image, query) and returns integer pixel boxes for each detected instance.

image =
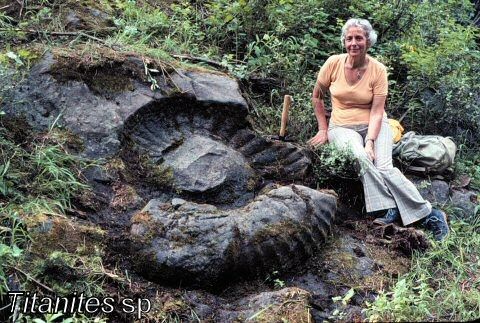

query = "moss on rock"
[131,210,166,243]
[20,213,108,295]
[110,181,143,211]
[25,213,105,256]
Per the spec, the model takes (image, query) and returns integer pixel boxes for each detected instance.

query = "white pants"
[328,117,431,225]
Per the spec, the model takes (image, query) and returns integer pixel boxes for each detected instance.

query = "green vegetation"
[0,126,88,214]
[18,312,107,323]
[106,0,480,187]
[1,0,479,148]
[312,143,359,185]
[0,121,88,282]
[106,0,480,147]
[455,155,480,192]
[0,61,104,320]
[365,220,480,321]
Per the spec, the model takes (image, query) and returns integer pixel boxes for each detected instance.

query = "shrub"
[311,143,359,185]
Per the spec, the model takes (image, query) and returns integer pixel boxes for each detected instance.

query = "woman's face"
[345,26,369,57]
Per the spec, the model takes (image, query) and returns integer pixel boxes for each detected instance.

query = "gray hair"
[341,18,378,48]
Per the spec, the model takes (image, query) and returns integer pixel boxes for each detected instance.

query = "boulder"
[129,185,336,287]
[411,177,479,221]
[170,71,248,109]
[3,53,312,205]
[3,53,248,158]
[2,52,322,290]
[413,178,450,205]
[3,53,155,157]
[162,134,255,203]
[120,100,312,204]
[450,189,478,220]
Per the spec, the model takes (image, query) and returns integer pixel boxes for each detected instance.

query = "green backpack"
[392,131,457,175]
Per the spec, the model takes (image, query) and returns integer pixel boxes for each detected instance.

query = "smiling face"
[344,26,370,57]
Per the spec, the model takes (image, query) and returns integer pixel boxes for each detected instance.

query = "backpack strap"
[405,165,427,172]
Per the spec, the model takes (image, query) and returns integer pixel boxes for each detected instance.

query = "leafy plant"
[454,153,480,191]
[18,312,107,323]
[332,288,355,306]
[365,220,480,322]
[264,270,286,289]
[0,127,90,298]
[0,208,29,296]
[143,58,160,91]
[330,288,356,320]
[311,143,360,184]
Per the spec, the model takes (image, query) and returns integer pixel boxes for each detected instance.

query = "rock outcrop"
[130,185,336,287]
[2,51,335,288]
[5,52,313,206]
[413,177,479,220]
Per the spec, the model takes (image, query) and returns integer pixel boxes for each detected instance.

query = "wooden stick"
[171,54,225,69]
[0,28,114,47]
[13,266,55,293]
[279,95,293,138]
[15,0,24,17]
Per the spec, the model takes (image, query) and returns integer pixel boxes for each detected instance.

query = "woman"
[308,18,449,240]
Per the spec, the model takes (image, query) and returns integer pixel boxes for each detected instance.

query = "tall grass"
[365,220,480,321]
[0,127,89,296]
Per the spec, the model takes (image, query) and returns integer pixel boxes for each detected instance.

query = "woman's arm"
[307,81,329,147]
[365,95,387,161]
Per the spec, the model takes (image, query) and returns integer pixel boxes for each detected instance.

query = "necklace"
[345,56,367,82]
[350,57,368,80]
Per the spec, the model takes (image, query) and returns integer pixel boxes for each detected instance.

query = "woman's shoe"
[423,208,449,241]
[373,208,400,225]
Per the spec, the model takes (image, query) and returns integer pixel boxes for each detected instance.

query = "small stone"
[171,198,186,209]
[65,11,82,30]
[451,189,479,220]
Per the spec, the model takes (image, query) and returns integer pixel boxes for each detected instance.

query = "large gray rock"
[4,53,155,157]
[171,71,248,109]
[162,135,255,202]
[451,189,478,220]
[413,178,450,204]
[4,53,312,205]
[3,53,248,158]
[121,98,311,205]
[411,177,479,221]
[129,185,336,287]
[2,53,323,291]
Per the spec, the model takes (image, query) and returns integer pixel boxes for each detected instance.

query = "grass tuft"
[365,219,480,322]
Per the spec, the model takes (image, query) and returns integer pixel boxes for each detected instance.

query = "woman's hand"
[365,140,375,161]
[308,129,328,147]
